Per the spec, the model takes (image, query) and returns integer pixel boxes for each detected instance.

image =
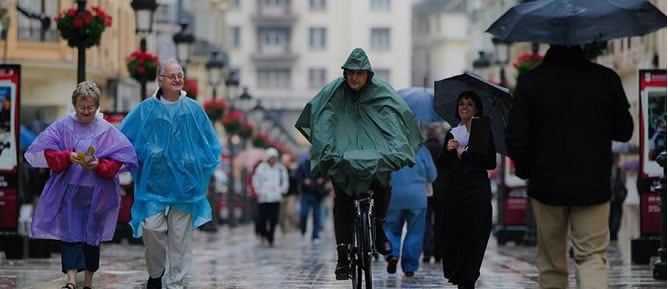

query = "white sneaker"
[312,238,321,245]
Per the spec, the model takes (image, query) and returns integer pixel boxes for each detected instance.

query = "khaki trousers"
[532,199,609,289]
[143,208,193,289]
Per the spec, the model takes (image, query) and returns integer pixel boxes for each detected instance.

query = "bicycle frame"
[350,190,375,289]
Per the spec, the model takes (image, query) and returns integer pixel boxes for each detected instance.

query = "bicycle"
[348,189,376,289]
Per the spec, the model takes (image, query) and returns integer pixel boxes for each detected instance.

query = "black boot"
[335,243,350,280]
[146,270,164,289]
[375,219,392,255]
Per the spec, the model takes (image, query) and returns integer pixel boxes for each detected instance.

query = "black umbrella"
[486,0,667,46]
[434,72,512,155]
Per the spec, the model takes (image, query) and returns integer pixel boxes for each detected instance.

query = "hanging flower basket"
[184,78,199,99]
[127,50,160,83]
[203,99,229,121]
[222,110,243,135]
[55,6,112,48]
[239,122,254,139]
[252,132,270,149]
[513,53,544,77]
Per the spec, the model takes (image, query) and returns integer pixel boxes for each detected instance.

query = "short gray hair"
[156,58,183,81]
[71,81,101,107]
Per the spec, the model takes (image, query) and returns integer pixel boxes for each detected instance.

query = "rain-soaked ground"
[0,221,665,289]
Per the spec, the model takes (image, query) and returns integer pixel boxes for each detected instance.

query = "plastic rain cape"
[25,114,138,246]
[295,78,423,195]
[119,94,221,237]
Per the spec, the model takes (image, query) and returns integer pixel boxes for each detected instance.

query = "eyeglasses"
[76,105,97,112]
[159,73,184,80]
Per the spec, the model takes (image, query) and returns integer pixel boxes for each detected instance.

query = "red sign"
[0,64,19,232]
[640,192,662,235]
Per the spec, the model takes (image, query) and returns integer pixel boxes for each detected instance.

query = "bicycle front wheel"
[359,207,373,288]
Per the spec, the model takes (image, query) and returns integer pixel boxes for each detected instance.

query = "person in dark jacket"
[296,152,328,243]
[422,122,447,264]
[506,45,634,289]
[436,91,496,289]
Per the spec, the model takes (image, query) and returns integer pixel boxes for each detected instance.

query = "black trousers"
[333,181,391,245]
[256,202,280,243]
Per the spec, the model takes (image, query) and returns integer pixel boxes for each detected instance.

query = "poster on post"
[639,69,666,178]
[0,64,20,231]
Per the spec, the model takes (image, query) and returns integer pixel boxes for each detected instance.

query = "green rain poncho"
[295,48,423,195]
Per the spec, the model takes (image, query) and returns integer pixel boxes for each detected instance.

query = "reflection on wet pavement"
[0,223,665,289]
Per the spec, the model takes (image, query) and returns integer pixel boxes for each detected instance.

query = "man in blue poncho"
[119,59,221,289]
[295,48,422,280]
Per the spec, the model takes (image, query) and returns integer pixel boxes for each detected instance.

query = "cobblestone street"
[0,221,665,289]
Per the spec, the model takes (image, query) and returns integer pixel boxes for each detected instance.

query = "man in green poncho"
[295,48,422,280]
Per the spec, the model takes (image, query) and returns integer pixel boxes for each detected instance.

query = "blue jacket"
[389,146,437,209]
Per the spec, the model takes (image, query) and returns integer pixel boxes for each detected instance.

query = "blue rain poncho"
[119,92,221,237]
[25,113,138,245]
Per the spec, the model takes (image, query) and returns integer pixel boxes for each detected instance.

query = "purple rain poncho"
[118,93,221,238]
[25,113,138,246]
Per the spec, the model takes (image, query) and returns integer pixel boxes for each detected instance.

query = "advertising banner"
[0,64,20,231]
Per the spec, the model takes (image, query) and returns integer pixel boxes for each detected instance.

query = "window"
[309,27,327,49]
[17,0,59,42]
[370,0,391,11]
[308,68,327,89]
[259,27,290,54]
[230,26,241,48]
[374,69,390,83]
[310,0,327,10]
[230,0,241,8]
[258,68,291,89]
[370,28,390,50]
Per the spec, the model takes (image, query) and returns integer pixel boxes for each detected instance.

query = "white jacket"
[252,161,289,203]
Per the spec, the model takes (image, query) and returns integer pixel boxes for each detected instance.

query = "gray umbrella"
[486,0,667,46]
[434,72,512,155]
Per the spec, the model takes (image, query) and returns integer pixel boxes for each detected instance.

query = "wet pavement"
[0,221,665,289]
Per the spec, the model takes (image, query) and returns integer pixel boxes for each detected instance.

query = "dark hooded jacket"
[506,45,633,206]
[295,48,422,195]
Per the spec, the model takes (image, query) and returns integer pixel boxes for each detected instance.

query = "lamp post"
[492,36,511,87]
[472,51,491,76]
[76,0,87,83]
[172,19,195,75]
[131,0,158,100]
[206,49,225,100]
[226,88,254,227]
[199,49,226,232]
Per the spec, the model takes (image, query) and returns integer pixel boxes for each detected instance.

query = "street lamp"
[206,49,225,100]
[492,36,511,87]
[472,51,491,76]
[131,0,158,99]
[76,0,87,83]
[172,19,195,74]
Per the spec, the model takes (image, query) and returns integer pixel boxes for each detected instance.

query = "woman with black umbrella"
[436,90,496,289]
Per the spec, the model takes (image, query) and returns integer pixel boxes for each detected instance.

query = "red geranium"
[203,99,229,120]
[127,50,160,83]
[513,53,543,76]
[222,110,244,135]
[184,78,199,99]
[239,122,254,139]
[55,6,112,48]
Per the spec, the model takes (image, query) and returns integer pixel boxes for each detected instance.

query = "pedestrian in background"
[25,81,137,289]
[436,90,496,289]
[252,147,290,247]
[119,59,222,289]
[609,153,627,241]
[279,153,300,234]
[506,45,633,289]
[296,151,328,244]
[422,122,447,263]
[385,144,437,277]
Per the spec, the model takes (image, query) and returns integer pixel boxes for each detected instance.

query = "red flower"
[127,50,160,83]
[56,6,111,48]
[203,99,229,120]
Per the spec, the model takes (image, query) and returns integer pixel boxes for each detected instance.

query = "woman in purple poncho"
[24,81,137,289]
